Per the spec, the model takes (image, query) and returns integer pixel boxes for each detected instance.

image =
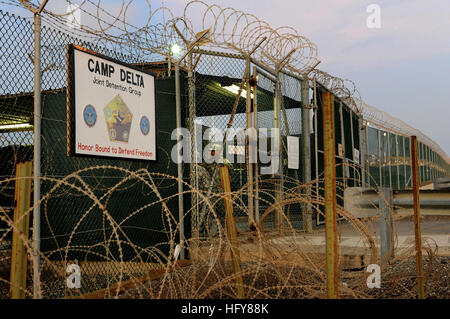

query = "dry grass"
[0,164,449,299]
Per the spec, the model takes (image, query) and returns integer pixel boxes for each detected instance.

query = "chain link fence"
[0,10,183,298]
[189,52,308,235]
[1,7,449,299]
[362,124,448,190]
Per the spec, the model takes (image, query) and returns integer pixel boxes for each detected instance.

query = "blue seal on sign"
[83,104,97,127]
[140,116,150,136]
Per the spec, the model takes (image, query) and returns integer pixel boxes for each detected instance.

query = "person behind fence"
[196,149,233,237]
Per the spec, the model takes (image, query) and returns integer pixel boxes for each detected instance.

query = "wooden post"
[10,161,33,299]
[322,91,339,299]
[219,165,245,298]
[411,136,425,299]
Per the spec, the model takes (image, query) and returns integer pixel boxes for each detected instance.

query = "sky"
[177,0,450,157]
[2,0,450,158]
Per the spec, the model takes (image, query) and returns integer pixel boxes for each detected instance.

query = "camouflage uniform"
[195,163,224,236]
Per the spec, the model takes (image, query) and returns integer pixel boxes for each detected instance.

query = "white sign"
[70,45,156,160]
[287,136,299,170]
[353,148,360,164]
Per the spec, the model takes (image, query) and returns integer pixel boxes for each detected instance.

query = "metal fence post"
[187,54,198,238]
[252,66,260,223]
[395,135,400,188]
[404,137,408,188]
[339,102,347,188]
[274,67,283,232]
[364,121,369,188]
[411,136,425,299]
[387,133,392,189]
[301,79,312,232]
[174,62,185,259]
[322,91,339,299]
[313,79,319,225]
[32,10,42,300]
[379,187,394,264]
[349,109,355,175]
[245,58,255,228]
[378,130,383,188]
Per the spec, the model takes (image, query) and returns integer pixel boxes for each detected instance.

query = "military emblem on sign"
[140,116,150,136]
[104,95,133,143]
[83,104,97,127]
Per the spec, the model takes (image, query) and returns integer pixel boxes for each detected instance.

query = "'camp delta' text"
[87,58,145,88]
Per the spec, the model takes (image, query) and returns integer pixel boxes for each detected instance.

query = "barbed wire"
[360,100,449,161]
[1,164,447,298]
[0,0,448,162]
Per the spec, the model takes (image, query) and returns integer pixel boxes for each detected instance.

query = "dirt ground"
[117,255,449,299]
[1,216,448,299]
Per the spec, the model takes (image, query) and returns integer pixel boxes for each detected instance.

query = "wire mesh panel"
[0,11,36,298]
[254,70,277,231]
[360,126,448,190]
[279,72,303,230]
[312,87,364,225]
[192,53,248,235]
[0,11,35,213]
[0,10,185,298]
[366,126,380,188]
[191,56,306,234]
[389,133,398,189]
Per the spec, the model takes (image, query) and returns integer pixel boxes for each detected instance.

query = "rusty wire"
[1,164,448,298]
